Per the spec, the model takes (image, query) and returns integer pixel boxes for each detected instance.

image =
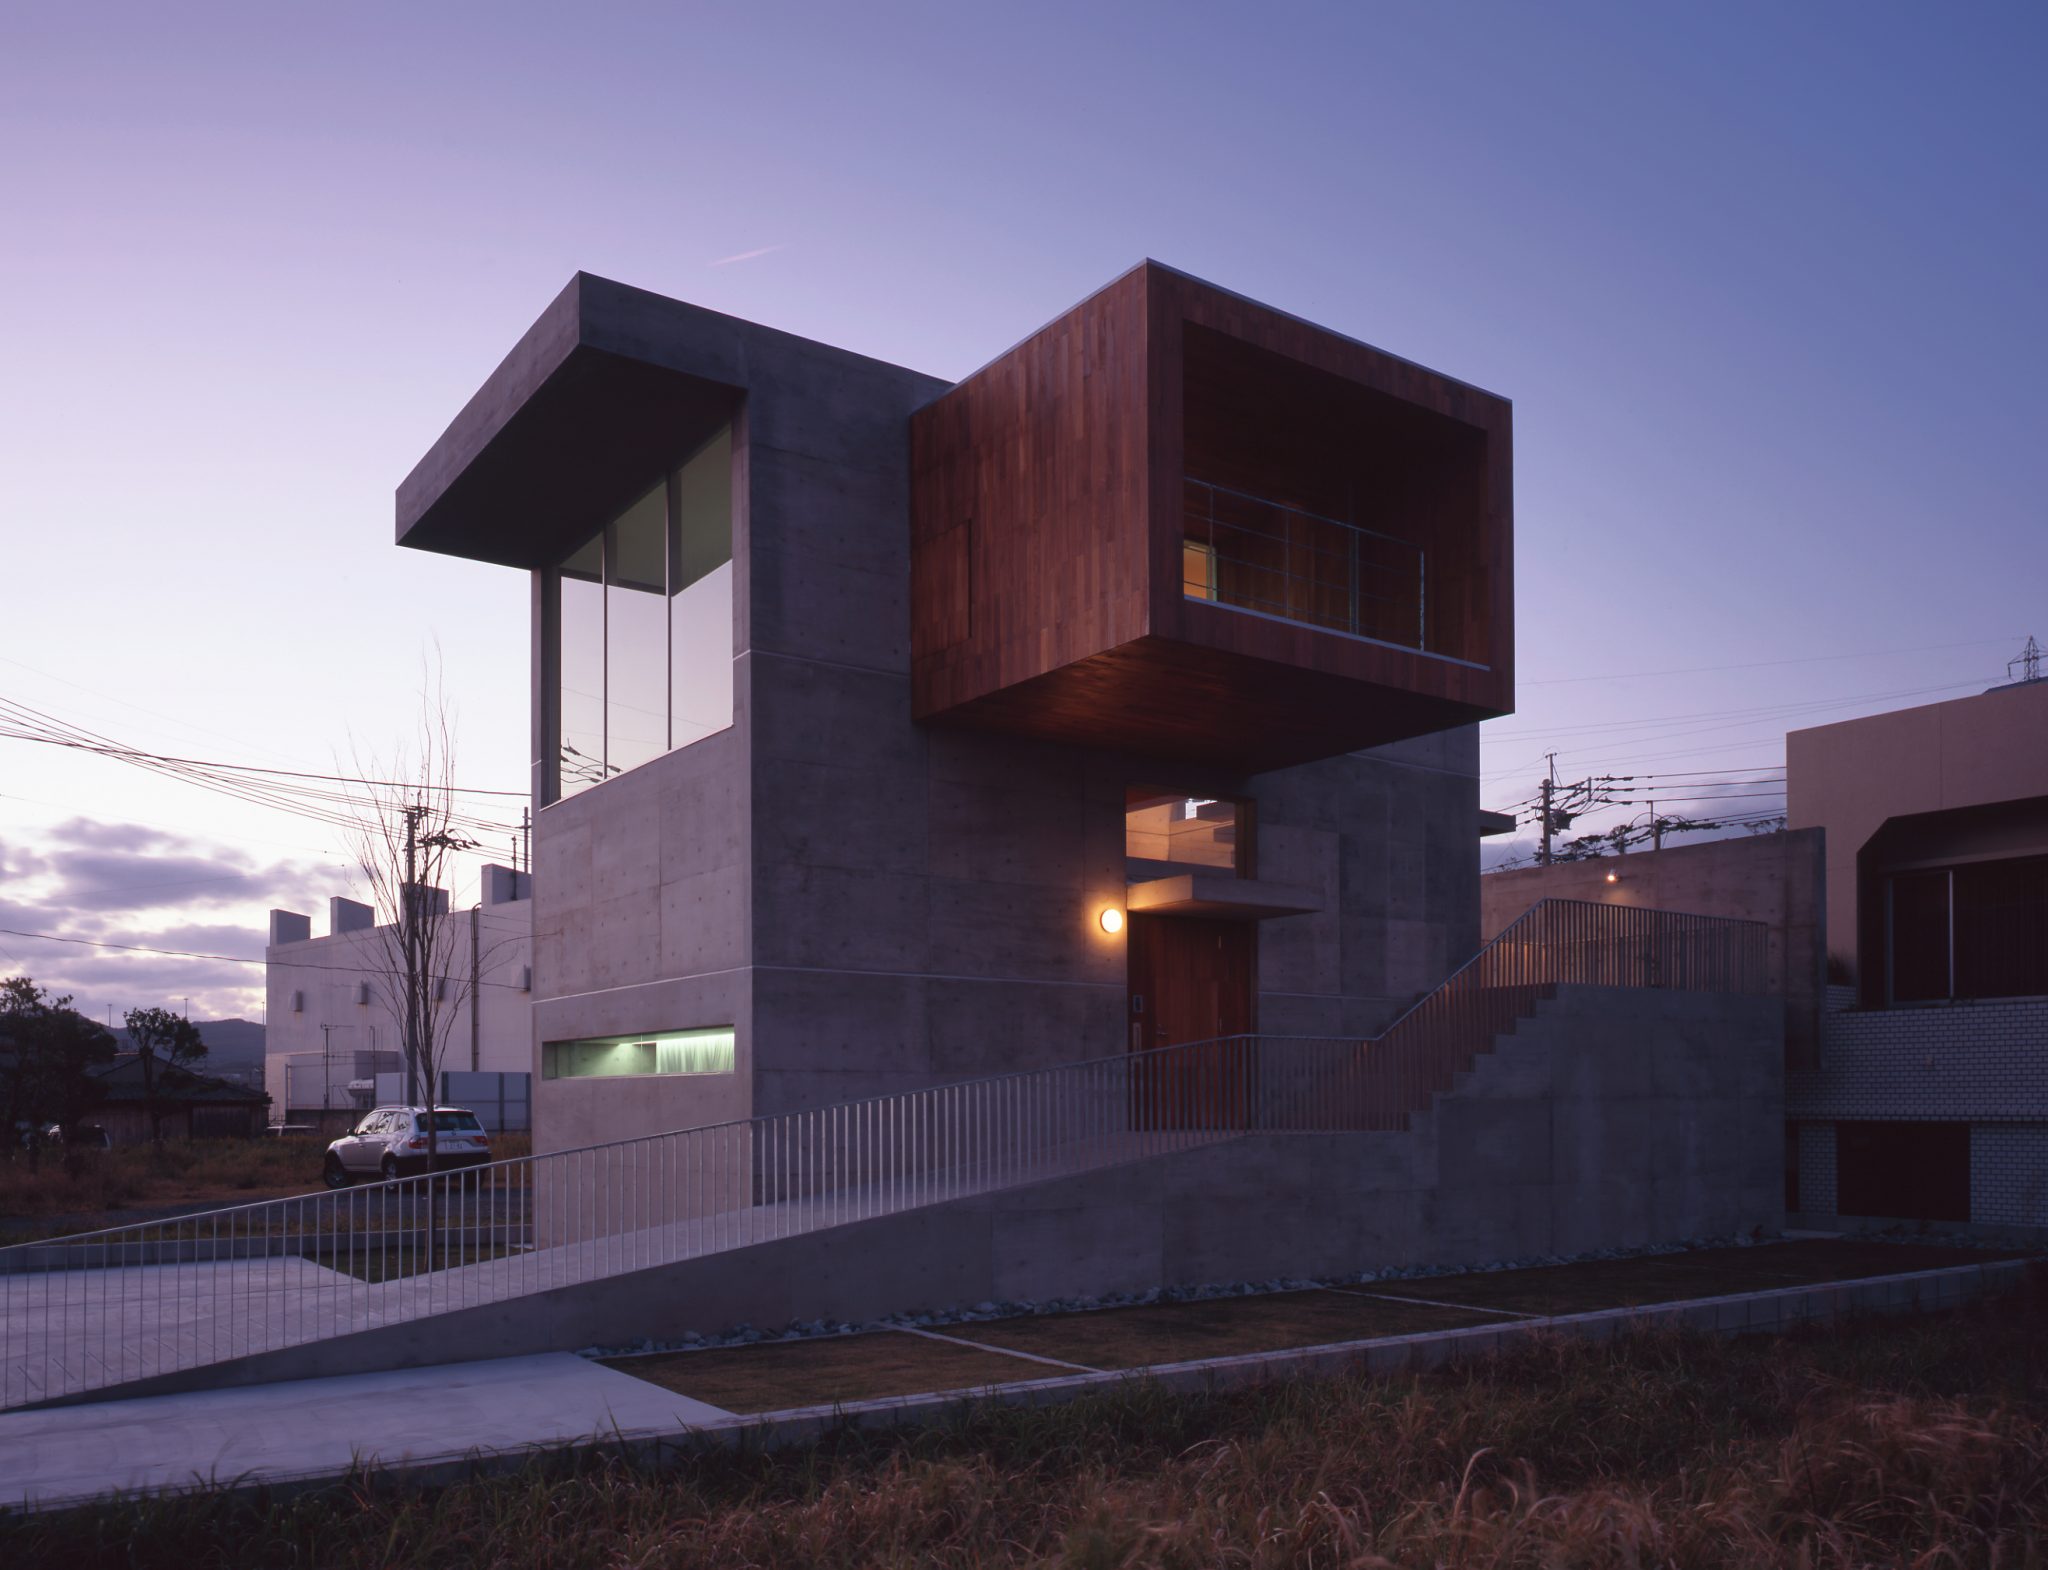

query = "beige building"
[1788,679,2048,1006]
[265,865,532,1126]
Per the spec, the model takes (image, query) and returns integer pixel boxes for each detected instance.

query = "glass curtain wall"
[550,427,734,801]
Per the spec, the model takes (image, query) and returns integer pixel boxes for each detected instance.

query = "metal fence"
[0,898,1766,1410]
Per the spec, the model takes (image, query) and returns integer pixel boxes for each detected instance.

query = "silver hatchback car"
[323,1105,492,1187]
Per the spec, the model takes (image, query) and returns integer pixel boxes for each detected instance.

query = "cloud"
[708,243,788,267]
[0,837,49,880]
[46,817,186,853]
[42,851,270,912]
[0,814,347,1019]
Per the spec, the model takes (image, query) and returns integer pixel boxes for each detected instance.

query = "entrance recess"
[1127,914,1255,1050]
[1127,914,1255,1128]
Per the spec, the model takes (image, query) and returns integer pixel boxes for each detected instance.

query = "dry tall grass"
[0,1134,534,1230]
[9,1289,2046,1567]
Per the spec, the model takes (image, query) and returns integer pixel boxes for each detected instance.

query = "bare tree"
[341,680,502,1180]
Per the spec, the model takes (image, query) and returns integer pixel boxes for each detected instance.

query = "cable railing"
[1182,477,1427,650]
[0,898,1767,1410]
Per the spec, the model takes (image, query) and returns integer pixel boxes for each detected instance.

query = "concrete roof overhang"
[395,274,747,570]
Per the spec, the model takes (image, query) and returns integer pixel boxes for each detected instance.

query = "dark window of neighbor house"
[1886,855,2048,1003]
[1835,1120,1969,1222]
[1955,856,2048,1000]
[1888,869,1952,1003]
[547,426,734,803]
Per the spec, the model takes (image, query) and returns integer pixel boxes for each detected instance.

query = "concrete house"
[386,262,1781,1318]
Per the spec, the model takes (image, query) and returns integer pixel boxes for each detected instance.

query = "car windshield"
[419,1111,484,1133]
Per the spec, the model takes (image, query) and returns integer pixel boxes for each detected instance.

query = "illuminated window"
[541,1026,736,1080]
[1182,541,1216,601]
[1124,788,1249,877]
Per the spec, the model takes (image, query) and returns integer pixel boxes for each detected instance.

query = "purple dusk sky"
[1,1,2043,1020]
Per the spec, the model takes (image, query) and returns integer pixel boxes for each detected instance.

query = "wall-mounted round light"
[1604,870,1620,885]
[1099,907,1125,935]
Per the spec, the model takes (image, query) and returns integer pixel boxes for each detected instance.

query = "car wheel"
[322,1155,352,1190]
[381,1154,401,1183]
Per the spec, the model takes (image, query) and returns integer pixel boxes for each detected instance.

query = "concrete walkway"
[0,1353,732,1511]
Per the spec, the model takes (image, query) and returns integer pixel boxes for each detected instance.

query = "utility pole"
[402,803,423,1108]
[1537,753,1559,866]
[1651,799,1662,852]
[470,902,481,1073]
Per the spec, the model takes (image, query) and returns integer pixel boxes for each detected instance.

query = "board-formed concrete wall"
[122,984,1781,1400]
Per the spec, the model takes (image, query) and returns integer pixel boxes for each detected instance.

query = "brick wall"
[1971,1124,2048,1226]
[1789,993,2048,1226]
[1788,996,2048,1122]
[1795,1121,1837,1214]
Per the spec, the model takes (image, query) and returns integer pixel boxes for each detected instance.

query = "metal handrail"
[0,898,1768,1410]
[1182,477,1428,649]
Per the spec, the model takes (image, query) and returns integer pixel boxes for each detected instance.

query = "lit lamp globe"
[1099,908,1125,935]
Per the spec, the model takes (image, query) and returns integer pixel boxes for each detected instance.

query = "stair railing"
[0,899,1765,1411]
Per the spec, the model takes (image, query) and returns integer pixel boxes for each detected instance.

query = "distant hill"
[195,1018,265,1067]
[115,1017,265,1069]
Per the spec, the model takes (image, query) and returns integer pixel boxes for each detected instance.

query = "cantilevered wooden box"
[910,262,1513,772]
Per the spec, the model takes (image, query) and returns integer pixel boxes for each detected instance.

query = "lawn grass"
[1368,1238,2027,1316]
[12,1293,2047,1567]
[953,1287,1500,1369]
[604,1331,1059,1414]
[0,1135,534,1239]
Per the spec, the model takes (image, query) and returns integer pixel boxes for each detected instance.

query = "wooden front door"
[1127,915,1255,1128]
[1127,914,1256,1050]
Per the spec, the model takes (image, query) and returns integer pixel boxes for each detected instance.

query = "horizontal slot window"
[541,1027,735,1081]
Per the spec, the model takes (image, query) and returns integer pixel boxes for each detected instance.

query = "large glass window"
[549,426,734,801]
[606,480,670,779]
[541,1026,735,1080]
[671,427,734,751]
[557,532,606,794]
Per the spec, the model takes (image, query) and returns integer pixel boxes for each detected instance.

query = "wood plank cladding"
[910,261,1513,772]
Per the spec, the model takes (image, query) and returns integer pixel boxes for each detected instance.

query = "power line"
[0,729,525,797]
[1517,637,2022,687]
[0,927,533,991]
[0,697,523,840]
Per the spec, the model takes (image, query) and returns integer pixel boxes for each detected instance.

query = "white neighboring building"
[265,865,532,1127]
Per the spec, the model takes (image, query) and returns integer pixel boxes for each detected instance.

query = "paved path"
[0,1353,733,1510]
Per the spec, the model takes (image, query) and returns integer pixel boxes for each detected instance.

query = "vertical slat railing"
[0,898,1765,1411]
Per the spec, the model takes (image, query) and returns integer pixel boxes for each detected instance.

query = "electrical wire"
[0,926,534,991]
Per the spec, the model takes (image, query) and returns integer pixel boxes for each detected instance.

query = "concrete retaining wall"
[68,983,1782,1405]
[1481,830,1824,1067]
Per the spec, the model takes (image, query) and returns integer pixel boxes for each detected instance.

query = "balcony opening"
[1180,323,1490,665]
